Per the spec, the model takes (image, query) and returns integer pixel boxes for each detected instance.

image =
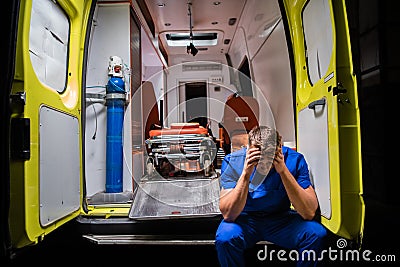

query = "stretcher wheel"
[146,158,154,176]
[204,159,211,177]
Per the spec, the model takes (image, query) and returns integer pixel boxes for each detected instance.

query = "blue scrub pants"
[215,211,327,267]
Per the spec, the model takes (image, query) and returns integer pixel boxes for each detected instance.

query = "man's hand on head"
[243,145,261,176]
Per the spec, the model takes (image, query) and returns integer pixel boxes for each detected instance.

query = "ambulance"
[1,0,364,259]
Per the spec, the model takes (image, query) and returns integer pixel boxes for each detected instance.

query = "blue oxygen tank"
[105,56,126,193]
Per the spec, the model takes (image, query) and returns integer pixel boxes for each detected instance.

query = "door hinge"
[10,91,26,105]
[10,118,30,160]
[331,82,347,96]
[10,92,26,113]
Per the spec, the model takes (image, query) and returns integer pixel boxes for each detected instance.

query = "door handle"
[308,98,326,110]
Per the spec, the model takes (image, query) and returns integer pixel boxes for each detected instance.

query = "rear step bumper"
[82,234,216,245]
[75,216,222,236]
[82,234,273,246]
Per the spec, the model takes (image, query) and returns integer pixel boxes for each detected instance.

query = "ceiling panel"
[144,0,247,56]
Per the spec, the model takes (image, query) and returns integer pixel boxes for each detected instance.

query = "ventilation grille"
[182,63,222,72]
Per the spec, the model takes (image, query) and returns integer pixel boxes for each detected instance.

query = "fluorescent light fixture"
[166,33,218,47]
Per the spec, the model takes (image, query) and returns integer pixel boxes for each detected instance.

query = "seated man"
[215,125,327,267]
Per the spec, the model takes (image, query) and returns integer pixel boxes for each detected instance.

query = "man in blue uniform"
[215,125,327,267]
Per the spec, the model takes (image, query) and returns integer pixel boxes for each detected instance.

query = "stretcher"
[145,122,217,178]
[129,122,220,220]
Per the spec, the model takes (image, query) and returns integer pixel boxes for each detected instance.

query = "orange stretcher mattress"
[149,123,208,137]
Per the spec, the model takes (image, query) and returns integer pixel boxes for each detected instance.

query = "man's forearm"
[279,168,318,220]
[219,173,250,222]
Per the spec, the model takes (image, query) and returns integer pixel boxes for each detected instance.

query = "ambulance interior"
[83,0,298,221]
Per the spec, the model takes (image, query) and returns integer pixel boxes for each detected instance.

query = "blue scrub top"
[220,146,312,214]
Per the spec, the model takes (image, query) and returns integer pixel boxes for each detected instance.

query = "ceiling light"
[166,33,218,47]
[228,18,237,26]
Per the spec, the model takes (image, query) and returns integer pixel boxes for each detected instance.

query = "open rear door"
[283,0,364,244]
[9,0,92,248]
